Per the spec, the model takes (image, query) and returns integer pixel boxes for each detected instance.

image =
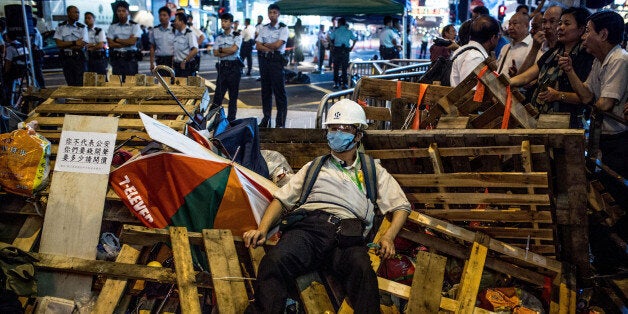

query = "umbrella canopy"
[109,152,274,236]
[274,0,405,16]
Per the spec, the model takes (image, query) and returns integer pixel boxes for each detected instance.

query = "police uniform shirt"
[54,20,88,52]
[274,155,411,235]
[173,27,198,62]
[32,28,43,49]
[257,23,289,53]
[379,27,398,48]
[87,27,106,46]
[242,24,255,42]
[215,31,242,61]
[4,40,28,66]
[329,25,357,47]
[107,20,142,51]
[149,24,175,56]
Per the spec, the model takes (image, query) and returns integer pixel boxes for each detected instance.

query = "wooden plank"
[522,140,542,246]
[202,229,248,314]
[407,192,550,205]
[363,106,392,122]
[537,114,570,129]
[355,77,452,106]
[170,227,201,314]
[35,103,196,116]
[428,143,450,210]
[12,216,43,251]
[393,172,548,188]
[406,211,562,273]
[422,209,552,223]
[32,116,185,130]
[296,272,336,313]
[31,252,178,283]
[50,86,206,100]
[467,226,554,240]
[248,247,265,277]
[38,115,118,299]
[366,145,546,159]
[406,251,447,314]
[456,242,488,314]
[436,116,470,129]
[92,244,141,314]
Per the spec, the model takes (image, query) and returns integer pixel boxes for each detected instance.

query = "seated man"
[243,99,411,314]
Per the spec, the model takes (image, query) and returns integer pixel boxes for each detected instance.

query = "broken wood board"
[38,115,118,299]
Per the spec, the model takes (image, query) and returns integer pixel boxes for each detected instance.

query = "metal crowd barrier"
[316,70,429,128]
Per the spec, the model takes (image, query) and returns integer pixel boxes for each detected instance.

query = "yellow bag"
[0,129,51,196]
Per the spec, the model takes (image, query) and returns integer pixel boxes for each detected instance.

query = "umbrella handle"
[152,65,202,129]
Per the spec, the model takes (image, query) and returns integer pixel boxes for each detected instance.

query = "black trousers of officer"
[33,50,45,88]
[240,40,254,75]
[87,52,108,75]
[259,55,287,128]
[246,212,380,314]
[332,46,350,86]
[174,59,197,78]
[154,55,174,77]
[110,50,138,82]
[62,52,86,86]
[317,41,326,71]
[213,60,242,121]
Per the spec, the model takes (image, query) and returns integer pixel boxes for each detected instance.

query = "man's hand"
[75,38,86,47]
[180,60,186,70]
[150,63,155,71]
[376,235,396,259]
[532,30,545,48]
[557,52,573,73]
[243,229,267,248]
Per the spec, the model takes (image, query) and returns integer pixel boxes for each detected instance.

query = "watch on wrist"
[219,47,223,53]
[560,93,566,101]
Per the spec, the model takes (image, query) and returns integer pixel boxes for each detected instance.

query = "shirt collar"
[331,153,360,169]
[468,40,489,57]
[517,34,533,47]
[118,19,131,26]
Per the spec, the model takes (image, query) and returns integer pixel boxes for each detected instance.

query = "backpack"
[418,46,482,86]
[280,152,381,241]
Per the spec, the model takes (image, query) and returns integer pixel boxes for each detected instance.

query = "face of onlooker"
[581,20,602,55]
[116,6,129,23]
[444,27,457,40]
[530,14,542,35]
[268,9,279,25]
[507,13,529,42]
[557,13,584,45]
[68,7,80,23]
[159,11,170,25]
[542,7,561,43]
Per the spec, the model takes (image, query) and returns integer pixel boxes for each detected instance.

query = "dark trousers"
[62,53,86,86]
[246,213,380,314]
[174,59,197,78]
[333,47,350,85]
[240,40,254,74]
[33,52,45,88]
[259,56,287,128]
[317,41,326,70]
[213,62,242,121]
[87,57,108,75]
[155,55,174,77]
[110,51,138,82]
[379,46,398,60]
[600,131,628,208]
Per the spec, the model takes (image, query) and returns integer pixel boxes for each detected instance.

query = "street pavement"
[41,48,384,128]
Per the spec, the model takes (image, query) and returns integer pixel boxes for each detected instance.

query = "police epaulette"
[233,30,241,36]
[185,28,192,34]
[95,27,102,35]
[59,21,68,26]
[154,24,161,28]
[76,22,85,28]
[130,20,137,24]
[279,22,286,28]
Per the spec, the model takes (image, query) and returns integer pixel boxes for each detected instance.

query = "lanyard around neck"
[330,156,364,193]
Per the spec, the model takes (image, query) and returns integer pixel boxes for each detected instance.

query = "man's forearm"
[517,45,540,75]
[382,210,409,240]
[257,199,284,233]
[565,69,593,104]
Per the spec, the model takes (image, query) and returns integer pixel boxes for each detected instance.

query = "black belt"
[310,211,342,225]
[112,50,136,58]
[87,50,106,58]
[63,50,83,57]
[156,55,173,61]
[220,60,239,65]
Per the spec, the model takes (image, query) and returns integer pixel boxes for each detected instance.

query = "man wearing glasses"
[243,99,410,313]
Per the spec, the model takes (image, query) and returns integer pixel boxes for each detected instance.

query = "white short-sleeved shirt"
[150,24,175,56]
[257,23,289,53]
[242,25,255,42]
[584,45,628,135]
[379,27,399,48]
[173,27,198,62]
[5,40,29,65]
[215,32,242,61]
[450,41,489,86]
[87,27,106,45]
[54,20,88,52]
[496,34,533,77]
[107,20,142,51]
[274,154,411,235]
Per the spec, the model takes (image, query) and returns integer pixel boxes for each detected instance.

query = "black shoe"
[332,84,339,89]
[246,71,251,76]
[341,84,348,90]
[258,118,270,128]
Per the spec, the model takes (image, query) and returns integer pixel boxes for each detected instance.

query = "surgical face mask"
[327,131,357,152]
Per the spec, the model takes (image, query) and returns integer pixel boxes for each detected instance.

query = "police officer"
[84,12,108,75]
[107,1,141,82]
[54,5,87,86]
[256,3,289,128]
[329,18,357,90]
[213,13,243,122]
[149,6,175,74]
[379,15,401,60]
[240,18,255,76]
[3,32,29,105]
[172,12,198,78]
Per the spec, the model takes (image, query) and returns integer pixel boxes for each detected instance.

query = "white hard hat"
[323,99,368,130]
